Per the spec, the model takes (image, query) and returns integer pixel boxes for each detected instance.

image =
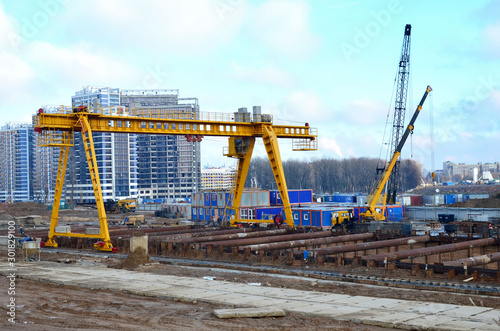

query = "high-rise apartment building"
[67,86,138,203]
[0,123,34,202]
[443,161,500,179]
[121,89,201,201]
[32,141,59,203]
[201,167,235,190]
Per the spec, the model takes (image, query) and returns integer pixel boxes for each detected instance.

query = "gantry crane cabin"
[33,105,317,251]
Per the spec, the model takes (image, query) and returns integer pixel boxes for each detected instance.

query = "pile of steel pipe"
[362,237,495,262]
[239,232,375,252]
[109,225,193,237]
[170,228,290,244]
[143,227,251,241]
[443,251,500,268]
[203,230,335,248]
[310,235,430,256]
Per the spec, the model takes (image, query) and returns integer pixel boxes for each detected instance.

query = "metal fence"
[406,206,500,223]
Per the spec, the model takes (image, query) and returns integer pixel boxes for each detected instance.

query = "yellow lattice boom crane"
[33,105,317,252]
[360,85,432,221]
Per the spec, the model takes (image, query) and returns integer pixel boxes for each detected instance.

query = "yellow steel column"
[229,137,255,226]
[45,131,71,247]
[78,115,113,251]
[262,125,294,228]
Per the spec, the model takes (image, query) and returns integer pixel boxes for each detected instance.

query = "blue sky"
[1,0,499,172]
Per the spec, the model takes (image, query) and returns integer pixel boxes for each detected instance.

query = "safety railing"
[292,138,318,151]
[38,105,274,124]
[37,129,74,147]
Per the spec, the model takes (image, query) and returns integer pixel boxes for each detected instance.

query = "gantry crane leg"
[229,138,255,226]
[78,114,113,251]
[45,132,71,247]
[262,126,294,228]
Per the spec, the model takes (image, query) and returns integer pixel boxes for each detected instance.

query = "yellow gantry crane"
[33,105,317,251]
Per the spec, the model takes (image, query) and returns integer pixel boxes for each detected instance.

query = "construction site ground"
[3,201,500,330]
[1,248,500,330]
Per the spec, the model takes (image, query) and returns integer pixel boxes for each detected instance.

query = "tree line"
[245,157,422,194]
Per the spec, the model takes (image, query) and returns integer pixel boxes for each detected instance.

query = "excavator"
[104,199,137,213]
[360,85,432,221]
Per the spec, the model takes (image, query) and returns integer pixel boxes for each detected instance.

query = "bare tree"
[245,156,423,194]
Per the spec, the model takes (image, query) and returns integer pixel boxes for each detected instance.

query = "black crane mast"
[387,24,411,204]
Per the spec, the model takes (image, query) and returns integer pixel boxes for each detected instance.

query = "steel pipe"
[152,227,257,241]
[171,228,289,244]
[204,230,336,247]
[240,232,375,251]
[363,237,495,262]
[311,235,430,256]
[443,251,500,267]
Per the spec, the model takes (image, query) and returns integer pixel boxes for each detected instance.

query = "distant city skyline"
[1,0,499,171]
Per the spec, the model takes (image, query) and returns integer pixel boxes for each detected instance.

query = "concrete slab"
[213,307,285,319]
[356,310,423,327]
[302,293,350,303]
[4,261,500,331]
[403,315,487,331]
[285,303,339,314]
[470,309,500,323]
[220,295,281,308]
[328,295,377,305]
[333,297,404,309]
[383,300,456,314]
[437,305,493,319]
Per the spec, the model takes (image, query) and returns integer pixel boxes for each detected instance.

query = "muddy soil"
[0,259,388,331]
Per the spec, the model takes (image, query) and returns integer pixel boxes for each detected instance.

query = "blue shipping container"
[211,193,218,207]
[301,211,311,226]
[255,207,283,220]
[311,211,322,227]
[293,210,301,227]
[444,194,456,205]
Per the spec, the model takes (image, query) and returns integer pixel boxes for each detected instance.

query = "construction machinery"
[386,24,412,204]
[331,209,353,228]
[123,214,146,226]
[33,105,317,251]
[104,199,137,213]
[361,85,432,221]
[154,207,178,219]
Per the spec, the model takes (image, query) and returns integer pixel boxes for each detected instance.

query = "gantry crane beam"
[33,108,317,140]
[33,106,317,251]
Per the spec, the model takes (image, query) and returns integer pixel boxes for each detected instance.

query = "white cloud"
[25,41,144,87]
[56,0,246,56]
[0,52,35,96]
[280,90,328,122]
[483,21,500,58]
[489,89,500,108]
[319,137,343,158]
[232,62,296,87]
[340,99,387,126]
[250,0,319,59]
[0,2,18,50]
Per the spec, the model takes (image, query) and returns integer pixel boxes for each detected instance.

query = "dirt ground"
[0,251,392,331]
[2,249,500,331]
[2,201,500,329]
